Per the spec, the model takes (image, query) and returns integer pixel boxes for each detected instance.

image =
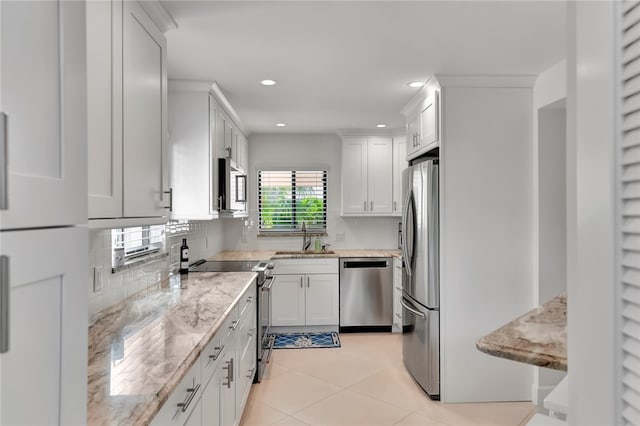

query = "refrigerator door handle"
[401,297,425,319]
[401,189,415,277]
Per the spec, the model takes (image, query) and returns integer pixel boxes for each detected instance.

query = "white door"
[367,137,393,214]
[0,1,87,229]
[122,0,167,218]
[87,0,123,219]
[392,136,407,215]
[271,274,305,326]
[305,274,339,326]
[341,137,368,214]
[0,227,87,425]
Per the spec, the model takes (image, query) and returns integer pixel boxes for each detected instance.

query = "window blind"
[258,170,327,233]
[620,2,640,424]
[111,225,165,259]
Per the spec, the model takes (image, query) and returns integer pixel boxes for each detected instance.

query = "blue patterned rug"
[270,332,341,349]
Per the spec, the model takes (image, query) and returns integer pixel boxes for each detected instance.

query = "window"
[258,169,327,233]
[111,225,165,269]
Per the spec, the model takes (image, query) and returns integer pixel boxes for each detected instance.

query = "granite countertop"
[209,249,401,261]
[476,293,567,371]
[87,271,257,425]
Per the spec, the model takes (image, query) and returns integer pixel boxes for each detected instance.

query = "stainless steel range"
[189,259,274,383]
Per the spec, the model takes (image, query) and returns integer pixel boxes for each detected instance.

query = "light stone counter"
[209,249,401,261]
[88,271,257,425]
[476,293,567,371]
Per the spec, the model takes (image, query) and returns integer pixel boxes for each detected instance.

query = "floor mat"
[270,332,341,349]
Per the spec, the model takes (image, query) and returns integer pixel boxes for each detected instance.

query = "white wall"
[532,60,568,405]
[567,1,616,424]
[221,133,400,251]
[439,83,534,402]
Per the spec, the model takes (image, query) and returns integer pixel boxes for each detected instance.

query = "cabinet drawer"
[272,258,338,274]
[238,280,256,319]
[201,311,236,383]
[151,358,202,425]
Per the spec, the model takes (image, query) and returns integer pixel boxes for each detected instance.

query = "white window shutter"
[620,2,640,424]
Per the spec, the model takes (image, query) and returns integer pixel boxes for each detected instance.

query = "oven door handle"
[261,276,275,291]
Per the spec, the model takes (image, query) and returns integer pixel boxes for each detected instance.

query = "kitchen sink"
[274,250,336,255]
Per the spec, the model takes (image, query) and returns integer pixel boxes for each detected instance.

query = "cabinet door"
[237,132,249,172]
[367,137,393,214]
[420,90,439,148]
[271,274,305,326]
[0,0,87,229]
[0,227,88,425]
[168,89,215,220]
[392,136,407,215]
[220,351,236,426]
[122,0,167,218]
[305,274,339,326]
[215,108,230,159]
[406,113,421,160]
[202,364,222,426]
[87,0,123,219]
[341,137,368,214]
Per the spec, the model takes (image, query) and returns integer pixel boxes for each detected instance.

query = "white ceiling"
[162,1,566,135]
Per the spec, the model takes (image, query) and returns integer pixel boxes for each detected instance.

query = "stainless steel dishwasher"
[339,257,393,330]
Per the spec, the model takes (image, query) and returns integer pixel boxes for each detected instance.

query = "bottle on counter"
[314,236,321,252]
[179,238,189,274]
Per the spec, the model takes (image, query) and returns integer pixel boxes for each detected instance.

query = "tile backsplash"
[88,220,224,319]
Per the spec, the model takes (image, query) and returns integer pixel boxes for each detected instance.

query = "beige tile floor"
[240,333,536,426]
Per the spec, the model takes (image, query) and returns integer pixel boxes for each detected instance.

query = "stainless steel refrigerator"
[400,158,440,400]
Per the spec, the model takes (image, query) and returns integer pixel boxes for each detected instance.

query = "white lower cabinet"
[271,259,339,327]
[152,281,256,426]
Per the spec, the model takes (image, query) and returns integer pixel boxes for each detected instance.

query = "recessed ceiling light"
[261,79,277,86]
[408,81,424,88]
[276,123,286,127]
[376,124,387,128]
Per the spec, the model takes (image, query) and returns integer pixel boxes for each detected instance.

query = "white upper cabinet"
[1,227,88,425]
[168,81,219,220]
[0,0,87,230]
[402,78,441,161]
[215,107,248,171]
[341,136,393,215]
[168,81,248,219]
[392,135,407,216]
[87,0,168,225]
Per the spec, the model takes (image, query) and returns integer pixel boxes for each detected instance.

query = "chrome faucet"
[301,222,311,251]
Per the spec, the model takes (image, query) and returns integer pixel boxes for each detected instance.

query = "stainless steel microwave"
[218,158,247,216]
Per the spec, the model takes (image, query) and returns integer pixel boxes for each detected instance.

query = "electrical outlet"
[336,232,345,242]
[93,266,104,293]
[205,236,209,248]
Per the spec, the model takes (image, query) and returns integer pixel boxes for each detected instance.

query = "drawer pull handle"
[163,188,173,212]
[248,328,255,337]
[230,320,239,331]
[246,296,253,303]
[209,344,224,361]
[246,367,255,379]
[177,383,200,412]
[223,358,234,388]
